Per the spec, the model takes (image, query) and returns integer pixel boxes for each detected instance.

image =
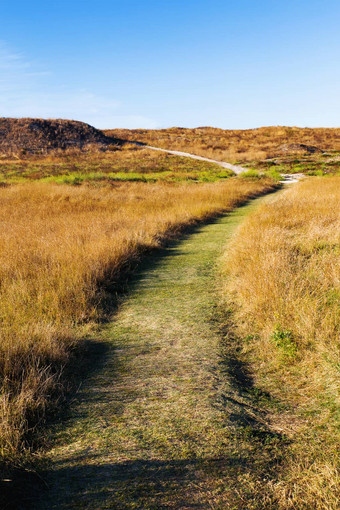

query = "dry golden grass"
[222,177,340,509]
[106,126,340,162]
[0,178,276,464]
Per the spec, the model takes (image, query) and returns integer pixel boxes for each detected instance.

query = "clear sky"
[1,0,339,129]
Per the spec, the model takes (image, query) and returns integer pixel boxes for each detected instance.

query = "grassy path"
[35,192,285,510]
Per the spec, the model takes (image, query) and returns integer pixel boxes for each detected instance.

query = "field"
[0,124,338,509]
[0,176,276,470]
[221,177,340,508]
[107,126,340,176]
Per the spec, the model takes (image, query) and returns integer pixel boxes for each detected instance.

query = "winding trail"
[138,144,248,174]
[35,191,285,510]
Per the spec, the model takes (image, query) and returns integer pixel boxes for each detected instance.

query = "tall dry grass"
[0,178,276,463]
[222,177,340,509]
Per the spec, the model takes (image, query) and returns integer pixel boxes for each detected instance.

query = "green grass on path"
[33,191,287,510]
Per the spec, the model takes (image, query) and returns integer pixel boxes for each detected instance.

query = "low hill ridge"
[0,118,120,154]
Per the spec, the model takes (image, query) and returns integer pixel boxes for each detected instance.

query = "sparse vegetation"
[0,178,276,471]
[221,177,340,509]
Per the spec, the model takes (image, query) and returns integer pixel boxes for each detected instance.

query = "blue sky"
[1,0,340,129]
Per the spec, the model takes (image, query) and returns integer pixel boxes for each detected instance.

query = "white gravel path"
[143,144,248,174]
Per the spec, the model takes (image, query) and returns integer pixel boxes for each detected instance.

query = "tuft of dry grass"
[0,178,276,465]
[221,177,340,509]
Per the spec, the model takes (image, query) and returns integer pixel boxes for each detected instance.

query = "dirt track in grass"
[31,190,288,510]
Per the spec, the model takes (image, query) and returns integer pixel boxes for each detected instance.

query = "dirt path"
[138,144,248,174]
[34,192,286,510]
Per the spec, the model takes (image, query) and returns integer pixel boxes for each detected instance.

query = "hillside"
[105,126,340,162]
[0,118,121,154]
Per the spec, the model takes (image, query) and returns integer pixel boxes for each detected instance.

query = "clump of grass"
[238,168,283,181]
[239,169,260,179]
[238,169,265,179]
[265,168,283,181]
[271,326,297,360]
[0,178,276,467]
[221,177,340,508]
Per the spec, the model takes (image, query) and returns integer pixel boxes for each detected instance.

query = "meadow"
[107,126,340,176]
[0,176,276,468]
[0,145,233,185]
[221,177,340,508]
[1,133,338,508]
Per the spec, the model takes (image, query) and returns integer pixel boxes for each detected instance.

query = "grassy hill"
[106,126,340,175]
[105,126,340,160]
